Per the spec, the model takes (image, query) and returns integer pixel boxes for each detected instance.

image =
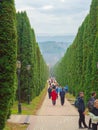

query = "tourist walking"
[87,92,96,129]
[59,88,66,105]
[77,92,88,129]
[48,86,52,99]
[51,88,58,105]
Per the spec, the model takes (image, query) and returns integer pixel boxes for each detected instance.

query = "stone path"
[8,94,89,130]
[28,95,80,130]
[36,94,78,116]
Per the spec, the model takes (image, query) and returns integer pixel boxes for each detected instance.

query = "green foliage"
[0,0,17,130]
[53,0,98,103]
[11,84,47,115]
[16,12,49,102]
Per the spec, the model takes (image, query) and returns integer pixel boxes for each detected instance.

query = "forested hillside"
[53,0,98,102]
[38,41,72,66]
[37,35,75,66]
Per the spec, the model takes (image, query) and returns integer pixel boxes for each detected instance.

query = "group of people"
[75,91,98,130]
[47,77,68,106]
[47,78,98,130]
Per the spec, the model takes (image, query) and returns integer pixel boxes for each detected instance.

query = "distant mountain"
[37,35,75,67]
[37,35,75,43]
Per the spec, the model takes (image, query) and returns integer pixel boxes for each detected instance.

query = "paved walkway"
[8,94,89,130]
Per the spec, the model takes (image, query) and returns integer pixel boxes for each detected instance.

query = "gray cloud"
[15,0,92,35]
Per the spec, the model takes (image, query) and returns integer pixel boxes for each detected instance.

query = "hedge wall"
[0,0,17,129]
[53,0,98,103]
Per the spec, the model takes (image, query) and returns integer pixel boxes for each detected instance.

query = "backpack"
[74,98,79,108]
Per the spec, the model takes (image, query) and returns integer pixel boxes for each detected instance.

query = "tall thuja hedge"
[31,27,49,98]
[53,0,98,102]
[34,44,41,96]
[29,29,49,98]
[16,12,34,101]
[32,37,49,97]
[90,0,98,91]
[17,11,49,102]
[0,0,17,129]
[41,55,49,89]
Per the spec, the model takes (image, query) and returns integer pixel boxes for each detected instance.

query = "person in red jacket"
[51,88,58,105]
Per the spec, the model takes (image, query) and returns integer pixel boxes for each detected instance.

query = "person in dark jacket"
[87,92,96,129]
[48,86,52,99]
[59,88,66,105]
[78,92,88,129]
[89,99,98,130]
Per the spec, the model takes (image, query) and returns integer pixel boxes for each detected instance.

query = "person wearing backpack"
[74,94,80,108]
[78,92,88,129]
[87,92,96,129]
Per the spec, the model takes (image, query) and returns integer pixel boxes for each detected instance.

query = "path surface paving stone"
[8,94,89,130]
[27,94,89,130]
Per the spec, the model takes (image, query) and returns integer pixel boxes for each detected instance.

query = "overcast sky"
[15,0,92,36]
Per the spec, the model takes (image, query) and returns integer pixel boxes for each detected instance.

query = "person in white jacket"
[89,99,98,130]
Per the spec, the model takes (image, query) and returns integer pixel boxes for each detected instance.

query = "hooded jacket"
[51,90,57,100]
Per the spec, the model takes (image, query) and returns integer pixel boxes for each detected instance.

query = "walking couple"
[50,87,66,106]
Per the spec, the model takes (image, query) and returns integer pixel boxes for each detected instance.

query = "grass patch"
[66,93,75,104]
[65,93,89,114]
[4,122,28,130]
[11,84,47,115]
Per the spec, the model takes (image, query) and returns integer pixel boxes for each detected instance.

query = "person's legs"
[49,93,51,99]
[92,123,97,130]
[48,92,50,98]
[52,100,56,105]
[79,118,82,128]
[62,97,64,105]
[52,100,54,105]
[88,118,92,129]
[78,111,88,128]
[54,100,56,105]
[82,114,88,128]
[61,97,64,105]
[78,111,83,128]
[60,97,62,105]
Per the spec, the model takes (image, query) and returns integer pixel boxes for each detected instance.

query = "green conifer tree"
[0,0,17,129]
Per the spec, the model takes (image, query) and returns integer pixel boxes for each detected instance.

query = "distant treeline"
[53,0,98,102]
[0,1,49,130]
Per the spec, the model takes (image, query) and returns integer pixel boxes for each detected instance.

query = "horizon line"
[36,33,76,37]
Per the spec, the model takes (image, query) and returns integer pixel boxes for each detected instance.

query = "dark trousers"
[48,93,51,99]
[88,118,92,128]
[92,123,98,130]
[52,100,56,105]
[60,97,65,105]
[78,110,87,127]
